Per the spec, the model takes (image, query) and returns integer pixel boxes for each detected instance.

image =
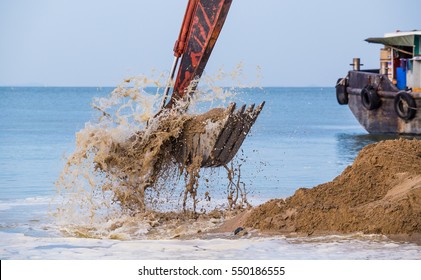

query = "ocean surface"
[0,86,420,259]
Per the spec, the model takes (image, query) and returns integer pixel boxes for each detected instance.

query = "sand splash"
[54,68,258,239]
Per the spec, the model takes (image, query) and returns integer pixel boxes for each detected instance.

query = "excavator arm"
[163,0,233,109]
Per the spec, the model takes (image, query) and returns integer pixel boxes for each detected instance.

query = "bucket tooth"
[215,104,252,165]
[223,102,265,164]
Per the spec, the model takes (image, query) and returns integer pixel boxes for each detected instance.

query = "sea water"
[0,86,420,259]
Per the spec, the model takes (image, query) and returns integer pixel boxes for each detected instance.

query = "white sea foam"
[1,232,420,260]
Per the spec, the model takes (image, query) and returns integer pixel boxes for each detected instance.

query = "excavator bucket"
[173,102,265,167]
[161,0,264,168]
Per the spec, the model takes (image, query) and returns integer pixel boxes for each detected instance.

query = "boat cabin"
[365,30,421,92]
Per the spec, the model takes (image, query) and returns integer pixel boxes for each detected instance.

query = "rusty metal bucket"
[173,102,265,167]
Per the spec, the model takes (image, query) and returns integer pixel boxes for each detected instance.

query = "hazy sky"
[0,0,420,87]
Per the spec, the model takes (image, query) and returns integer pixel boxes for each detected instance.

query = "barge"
[336,30,421,134]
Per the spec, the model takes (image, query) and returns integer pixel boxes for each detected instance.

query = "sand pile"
[244,139,421,236]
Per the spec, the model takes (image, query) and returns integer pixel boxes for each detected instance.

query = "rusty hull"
[346,71,421,134]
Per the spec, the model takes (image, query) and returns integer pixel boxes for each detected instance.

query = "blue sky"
[0,0,420,87]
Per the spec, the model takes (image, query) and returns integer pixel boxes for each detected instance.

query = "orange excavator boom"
[161,0,233,109]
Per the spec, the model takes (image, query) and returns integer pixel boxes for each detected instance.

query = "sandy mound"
[243,139,421,236]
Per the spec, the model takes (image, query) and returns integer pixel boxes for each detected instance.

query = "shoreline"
[209,208,421,246]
